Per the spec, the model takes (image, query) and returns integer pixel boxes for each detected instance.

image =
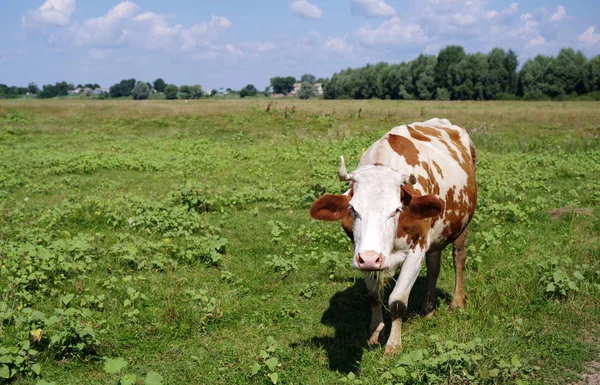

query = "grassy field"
[0,99,599,385]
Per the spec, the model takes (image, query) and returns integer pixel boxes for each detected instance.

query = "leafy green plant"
[379,336,537,384]
[251,337,282,384]
[538,257,584,299]
[0,340,40,381]
[265,255,298,276]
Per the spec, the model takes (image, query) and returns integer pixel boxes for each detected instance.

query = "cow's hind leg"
[364,274,385,346]
[423,250,441,318]
[451,229,468,309]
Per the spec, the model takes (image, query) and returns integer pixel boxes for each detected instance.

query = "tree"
[504,49,519,94]
[179,85,191,99]
[434,45,466,95]
[132,81,150,100]
[153,78,166,93]
[210,89,217,97]
[28,82,39,95]
[164,84,179,100]
[588,55,600,92]
[188,85,204,99]
[485,48,508,100]
[270,76,296,94]
[300,73,317,84]
[298,82,315,99]
[263,86,271,97]
[240,84,258,98]
[109,79,136,98]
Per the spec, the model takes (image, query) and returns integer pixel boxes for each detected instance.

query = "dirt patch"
[547,206,593,221]
[571,331,600,385]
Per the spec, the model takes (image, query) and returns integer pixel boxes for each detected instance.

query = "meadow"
[0,99,599,385]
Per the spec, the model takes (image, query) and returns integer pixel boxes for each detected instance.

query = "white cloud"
[486,10,498,19]
[526,36,545,48]
[73,2,139,46]
[323,38,353,55]
[289,0,322,20]
[22,0,76,27]
[504,2,519,15]
[550,5,567,22]
[579,26,600,46]
[241,41,276,53]
[351,0,396,17]
[131,12,182,50]
[180,16,232,51]
[225,44,244,57]
[356,18,428,46]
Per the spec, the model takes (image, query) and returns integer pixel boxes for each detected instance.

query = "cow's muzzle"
[355,251,384,271]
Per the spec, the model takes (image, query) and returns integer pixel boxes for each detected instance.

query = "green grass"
[1,99,599,384]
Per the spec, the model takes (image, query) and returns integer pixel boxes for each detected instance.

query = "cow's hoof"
[450,297,466,310]
[367,322,385,346]
[384,345,401,356]
[424,307,436,319]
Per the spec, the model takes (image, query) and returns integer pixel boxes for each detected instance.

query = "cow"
[310,118,477,355]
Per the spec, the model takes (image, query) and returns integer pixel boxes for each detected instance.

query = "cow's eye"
[349,205,358,217]
[396,207,401,213]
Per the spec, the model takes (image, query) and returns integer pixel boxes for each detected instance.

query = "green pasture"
[0,100,599,384]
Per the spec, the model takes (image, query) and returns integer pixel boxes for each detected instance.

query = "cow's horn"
[338,156,353,181]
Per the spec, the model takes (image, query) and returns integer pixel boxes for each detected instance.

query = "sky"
[1,0,600,90]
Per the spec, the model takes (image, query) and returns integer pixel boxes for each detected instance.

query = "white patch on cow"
[348,165,408,269]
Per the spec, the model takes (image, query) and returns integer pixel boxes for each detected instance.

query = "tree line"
[324,46,600,101]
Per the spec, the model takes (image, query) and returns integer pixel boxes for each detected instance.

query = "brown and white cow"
[310,118,477,355]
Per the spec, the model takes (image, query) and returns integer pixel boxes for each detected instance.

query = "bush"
[132,81,150,100]
[298,82,315,100]
[164,84,179,100]
[435,87,450,100]
[496,92,521,100]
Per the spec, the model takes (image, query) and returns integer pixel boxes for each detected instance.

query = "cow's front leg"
[385,250,424,355]
[424,250,441,318]
[364,273,385,346]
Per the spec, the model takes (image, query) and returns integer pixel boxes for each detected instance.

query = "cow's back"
[358,118,477,250]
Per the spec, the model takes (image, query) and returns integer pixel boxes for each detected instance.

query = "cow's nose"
[356,251,384,270]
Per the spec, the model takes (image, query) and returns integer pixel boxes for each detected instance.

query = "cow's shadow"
[302,276,450,373]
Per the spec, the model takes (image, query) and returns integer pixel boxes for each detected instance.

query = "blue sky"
[1,0,600,90]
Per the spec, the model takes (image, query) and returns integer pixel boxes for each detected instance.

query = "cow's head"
[310,156,443,271]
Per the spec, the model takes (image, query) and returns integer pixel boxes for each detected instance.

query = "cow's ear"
[310,194,351,221]
[401,184,443,220]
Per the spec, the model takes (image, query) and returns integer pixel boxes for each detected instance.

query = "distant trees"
[38,82,74,98]
[298,82,315,99]
[153,78,166,93]
[240,84,258,98]
[300,73,316,84]
[178,84,204,99]
[164,84,178,100]
[188,85,204,99]
[110,79,136,98]
[0,84,28,99]
[28,82,39,95]
[270,76,296,94]
[132,81,150,100]
[324,46,600,100]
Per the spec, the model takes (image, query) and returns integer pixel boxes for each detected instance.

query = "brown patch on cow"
[412,125,443,139]
[310,192,354,240]
[407,125,431,142]
[432,161,444,178]
[420,162,441,196]
[441,185,476,241]
[547,206,593,221]
[387,134,420,167]
[397,188,444,250]
[438,126,462,143]
[439,139,461,165]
